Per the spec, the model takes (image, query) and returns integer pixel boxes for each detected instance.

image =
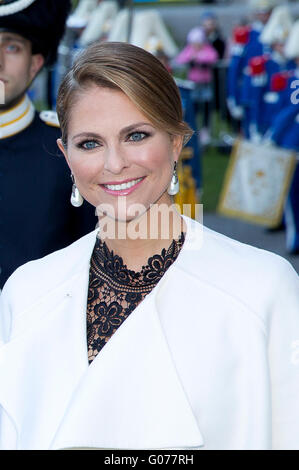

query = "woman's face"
[58,85,182,222]
[202,18,216,35]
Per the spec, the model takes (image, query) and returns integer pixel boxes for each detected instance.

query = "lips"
[100,177,145,196]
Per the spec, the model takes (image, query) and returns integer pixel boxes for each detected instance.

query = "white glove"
[249,124,262,144]
[227,98,244,119]
[262,130,275,147]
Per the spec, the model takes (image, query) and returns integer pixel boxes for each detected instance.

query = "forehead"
[0,31,28,44]
[68,85,148,128]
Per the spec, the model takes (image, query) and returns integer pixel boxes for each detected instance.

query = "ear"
[57,138,71,171]
[172,135,184,163]
[29,53,45,81]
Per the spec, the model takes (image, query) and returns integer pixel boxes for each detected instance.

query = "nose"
[103,144,129,174]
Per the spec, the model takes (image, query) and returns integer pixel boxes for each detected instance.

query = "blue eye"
[128,132,148,142]
[5,44,19,53]
[79,140,99,150]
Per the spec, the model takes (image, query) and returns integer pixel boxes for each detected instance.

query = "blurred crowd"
[223,0,299,256]
[227,1,299,148]
[50,1,298,149]
[34,0,299,255]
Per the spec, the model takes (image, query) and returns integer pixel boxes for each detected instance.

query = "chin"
[115,209,148,224]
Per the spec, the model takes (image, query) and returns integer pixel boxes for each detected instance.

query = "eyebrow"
[72,122,153,141]
[0,35,27,44]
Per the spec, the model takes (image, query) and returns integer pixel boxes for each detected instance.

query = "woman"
[175,27,218,144]
[0,42,298,450]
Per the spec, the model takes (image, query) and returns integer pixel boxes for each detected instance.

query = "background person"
[175,26,218,145]
[242,5,295,141]
[0,42,298,450]
[200,10,226,60]
[226,0,278,131]
[265,20,299,255]
[0,0,96,289]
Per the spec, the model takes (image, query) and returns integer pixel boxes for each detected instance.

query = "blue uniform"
[0,101,96,289]
[227,22,270,134]
[269,77,299,253]
[176,80,202,192]
[247,55,296,137]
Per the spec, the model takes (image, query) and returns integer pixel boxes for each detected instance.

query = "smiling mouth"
[103,177,144,191]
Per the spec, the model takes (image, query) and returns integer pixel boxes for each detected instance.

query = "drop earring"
[167,161,179,196]
[70,174,83,207]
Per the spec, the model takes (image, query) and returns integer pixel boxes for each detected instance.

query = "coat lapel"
[0,266,92,449]
[50,289,204,450]
[0,220,205,449]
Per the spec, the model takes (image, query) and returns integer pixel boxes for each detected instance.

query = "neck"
[0,93,25,112]
[97,204,186,272]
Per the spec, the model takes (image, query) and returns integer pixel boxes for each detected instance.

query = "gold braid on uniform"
[87,232,185,364]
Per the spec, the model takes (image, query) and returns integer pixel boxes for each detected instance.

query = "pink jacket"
[176,43,218,84]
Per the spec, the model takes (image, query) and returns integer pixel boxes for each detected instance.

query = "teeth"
[104,177,143,191]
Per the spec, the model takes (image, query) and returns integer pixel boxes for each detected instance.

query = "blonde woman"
[0,42,298,450]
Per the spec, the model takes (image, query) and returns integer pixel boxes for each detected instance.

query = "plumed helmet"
[249,0,278,13]
[233,26,250,45]
[249,55,267,76]
[0,0,71,65]
[270,72,289,92]
[260,5,293,45]
[284,20,299,60]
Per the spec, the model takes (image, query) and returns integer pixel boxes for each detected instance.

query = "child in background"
[175,27,218,144]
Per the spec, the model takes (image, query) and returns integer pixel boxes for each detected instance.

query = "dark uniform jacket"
[0,98,96,289]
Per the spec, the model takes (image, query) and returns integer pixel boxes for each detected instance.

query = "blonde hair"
[56,41,193,146]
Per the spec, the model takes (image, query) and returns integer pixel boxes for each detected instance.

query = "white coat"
[0,216,298,450]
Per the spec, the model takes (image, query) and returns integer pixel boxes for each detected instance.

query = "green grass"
[201,145,230,213]
[198,111,233,213]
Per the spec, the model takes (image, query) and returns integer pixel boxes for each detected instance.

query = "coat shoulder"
[1,229,98,315]
[180,217,298,322]
[194,218,296,285]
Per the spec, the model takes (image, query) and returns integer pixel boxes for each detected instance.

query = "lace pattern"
[87,233,185,364]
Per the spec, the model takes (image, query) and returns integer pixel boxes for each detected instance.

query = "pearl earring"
[70,174,83,207]
[167,162,179,196]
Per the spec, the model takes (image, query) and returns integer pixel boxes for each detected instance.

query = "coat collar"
[50,288,204,450]
[0,94,35,139]
[0,217,205,449]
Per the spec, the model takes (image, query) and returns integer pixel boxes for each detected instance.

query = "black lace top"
[87,233,185,364]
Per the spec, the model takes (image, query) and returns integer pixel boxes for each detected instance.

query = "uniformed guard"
[227,25,251,122]
[265,21,299,254]
[107,8,178,59]
[78,1,118,47]
[227,0,278,134]
[175,78,202,199]
[67,0,98,30]
[245,5,295,140]
[0,0,96,289]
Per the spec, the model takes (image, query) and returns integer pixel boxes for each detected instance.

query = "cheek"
[11,62,32,88]
[69,153,103,184]
[136,141,173,171]
[12,57,29,75]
